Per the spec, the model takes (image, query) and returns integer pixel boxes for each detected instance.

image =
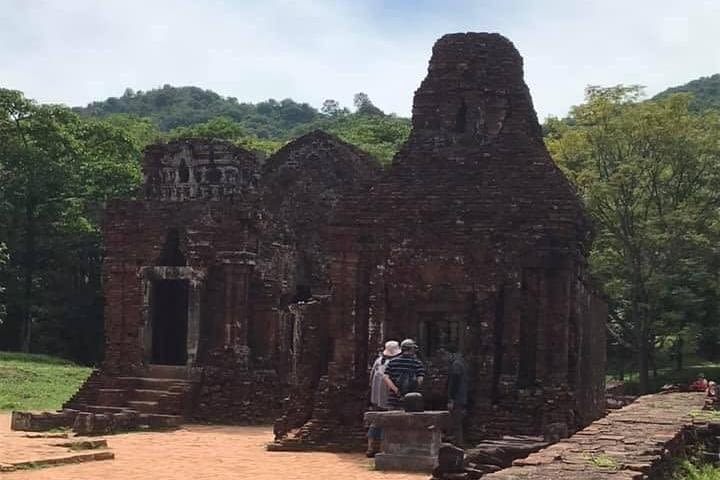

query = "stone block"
[375,453,438,472]
[366,410,448,472]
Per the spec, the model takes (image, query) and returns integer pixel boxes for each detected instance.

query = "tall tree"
[546,86,720,393]
[321,99,342,116]
[0,242,7,324]
[353,92,385,117]
[0,89,142,356]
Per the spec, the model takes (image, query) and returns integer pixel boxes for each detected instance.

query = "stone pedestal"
[364,410,449,472]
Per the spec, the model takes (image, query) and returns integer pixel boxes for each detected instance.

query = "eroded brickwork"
[94,133,381,425]
[484,392,712,480]
[71,31,606,444]
[274,32,607,450]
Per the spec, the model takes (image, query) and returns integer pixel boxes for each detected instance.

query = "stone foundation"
[485,392,714,480]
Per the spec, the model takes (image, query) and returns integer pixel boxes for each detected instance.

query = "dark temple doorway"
[151,279,189,365]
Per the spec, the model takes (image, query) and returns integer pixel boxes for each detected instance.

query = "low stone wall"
[11,410,79,432]
[11,409,183,435]
[484,392,712,480]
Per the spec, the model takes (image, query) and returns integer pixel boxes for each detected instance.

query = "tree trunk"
[20,199,36,353]
[675,337,684,371]
[650,346,657,378]
[632,285,649,394]
[630,254,649,394]
[638,343,649,394]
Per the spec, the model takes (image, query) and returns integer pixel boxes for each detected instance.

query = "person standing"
[366,340,401,457]
[384,339,425,410]
[446,346,468,447]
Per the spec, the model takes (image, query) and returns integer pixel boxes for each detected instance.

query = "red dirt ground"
[1,414,425,480]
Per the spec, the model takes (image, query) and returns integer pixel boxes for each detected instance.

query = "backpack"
[396,366,419,396]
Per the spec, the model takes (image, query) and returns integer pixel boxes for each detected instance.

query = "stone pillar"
[218,251,256,348]
[367,264,386,359]
[186,279,203,365]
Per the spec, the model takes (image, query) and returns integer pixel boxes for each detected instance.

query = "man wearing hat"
[366,340,401,457]
[384,338,426,410]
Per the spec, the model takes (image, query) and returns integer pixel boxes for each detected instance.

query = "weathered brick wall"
[96,35,606,441]
[484,392,711,480]
[102,199,260,373]
[194,347,287,424]
[276,32,607,449]
[99,135,381,425]
[260,129,381,297]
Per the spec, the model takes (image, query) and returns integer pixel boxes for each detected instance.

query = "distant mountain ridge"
[652,74,720,111]
[75,85,411,165]
[75,85,322,138]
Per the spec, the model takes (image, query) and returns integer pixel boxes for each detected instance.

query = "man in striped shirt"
[383,338,425,409]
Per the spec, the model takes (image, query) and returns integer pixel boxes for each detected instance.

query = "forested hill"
[75,85,320,137]
[652,74,720,111]
[75,85,411,164]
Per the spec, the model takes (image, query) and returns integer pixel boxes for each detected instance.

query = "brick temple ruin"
[272,32,607,450]
[14,32,607,443]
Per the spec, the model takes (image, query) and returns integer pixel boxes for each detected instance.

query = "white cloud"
[0,0,718,119]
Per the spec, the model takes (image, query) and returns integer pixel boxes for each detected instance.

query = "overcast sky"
[1,0,719,119]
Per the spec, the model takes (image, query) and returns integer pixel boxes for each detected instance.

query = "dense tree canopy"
[546,86,720,392]
[77,86,411,165]
[166,117,284,158]
[0,89,145,361]
[76,85,321,137]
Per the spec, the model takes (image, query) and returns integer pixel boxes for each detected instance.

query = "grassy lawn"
[608,355,720,395]
[0,351,92,412]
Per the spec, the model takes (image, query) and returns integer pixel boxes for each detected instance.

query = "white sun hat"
[383,340,401,357]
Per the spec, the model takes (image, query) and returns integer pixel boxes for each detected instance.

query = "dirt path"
[1,415,425,480]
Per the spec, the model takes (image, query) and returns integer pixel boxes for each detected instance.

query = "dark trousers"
[450,405,466,446]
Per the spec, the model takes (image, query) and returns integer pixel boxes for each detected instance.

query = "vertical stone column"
[367,263,386,358]
[186,278,203,365]
[218,251,256,349]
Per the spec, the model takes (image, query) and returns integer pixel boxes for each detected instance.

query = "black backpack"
[396,367,419,396]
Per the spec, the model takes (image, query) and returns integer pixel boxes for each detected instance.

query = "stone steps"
[139,413,184,429]
[126,400,160,413]
[13,365,198,436]
[133,388,180,402]
[116,376,195,390]
[143,364,194,380]
[83,405,133,414]
[96,388,127,407]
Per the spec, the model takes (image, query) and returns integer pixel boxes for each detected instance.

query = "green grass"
[0,351,91,412]
[586,453,620,471]
[607,355,720,395]
[671,458,720,480]
[689,410,720,422]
